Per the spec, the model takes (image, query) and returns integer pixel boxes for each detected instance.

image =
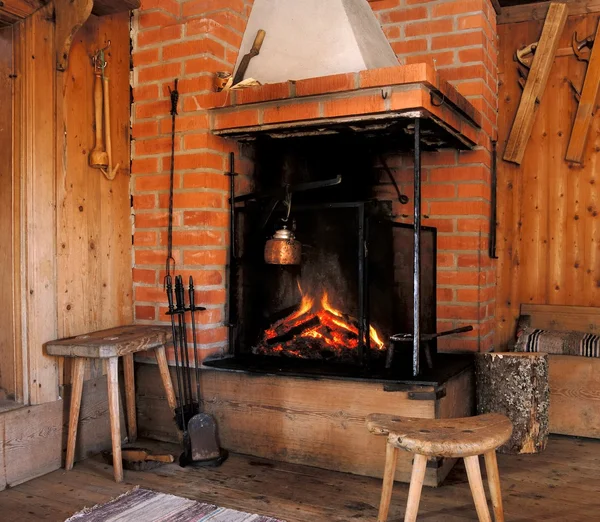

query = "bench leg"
[65,358,85,471]
[484,450,504,522]
[106,356,123,483]
[377,441,399,522]
[155,346,177,411]
[404,453,427,522]
[123,353,137,443]
[464,455,492,522]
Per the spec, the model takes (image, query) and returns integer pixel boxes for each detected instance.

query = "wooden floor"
[0,435,599,521]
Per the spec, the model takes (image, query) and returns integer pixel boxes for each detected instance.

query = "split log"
[475,352,549,454]
[266,316,320,345]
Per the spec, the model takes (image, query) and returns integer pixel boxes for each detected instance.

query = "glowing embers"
[254,288,384,362]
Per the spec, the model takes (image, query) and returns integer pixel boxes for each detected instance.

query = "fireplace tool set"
[165,275,227,467]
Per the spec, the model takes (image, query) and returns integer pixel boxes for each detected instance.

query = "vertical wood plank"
[0,25,16,400]
[22,5,59,404]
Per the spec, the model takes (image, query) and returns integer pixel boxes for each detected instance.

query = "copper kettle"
[264,226,301,265]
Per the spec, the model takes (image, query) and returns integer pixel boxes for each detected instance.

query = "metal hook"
[92,40,111,72]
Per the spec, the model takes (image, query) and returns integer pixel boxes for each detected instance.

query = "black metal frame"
[226,117,425,377]
[230,200,372,361]
[413,118,422,377]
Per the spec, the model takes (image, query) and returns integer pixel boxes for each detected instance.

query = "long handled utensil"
[166,275,185,424]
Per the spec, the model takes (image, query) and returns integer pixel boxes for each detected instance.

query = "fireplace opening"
[202,134,472,383]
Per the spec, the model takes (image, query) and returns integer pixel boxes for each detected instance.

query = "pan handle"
[435,325,473,338]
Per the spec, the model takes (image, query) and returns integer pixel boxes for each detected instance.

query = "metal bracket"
[407,388,446,401]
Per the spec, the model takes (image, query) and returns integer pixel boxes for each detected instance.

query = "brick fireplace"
[131,0,498,362]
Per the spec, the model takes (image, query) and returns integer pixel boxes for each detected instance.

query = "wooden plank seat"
[367,413,512,522]
[45,325,177,483]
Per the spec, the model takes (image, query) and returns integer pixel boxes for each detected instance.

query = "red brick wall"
[131,0,254,362]
[369,0,498,351]
[131,0,498,356]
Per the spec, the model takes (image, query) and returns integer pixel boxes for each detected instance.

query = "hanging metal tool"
[165,275,185,428]
[175,275,194,412]
[165,79,179,282]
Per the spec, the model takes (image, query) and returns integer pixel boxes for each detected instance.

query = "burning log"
[266,316,321,345]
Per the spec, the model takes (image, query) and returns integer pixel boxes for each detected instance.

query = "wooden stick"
[155,346,177,411]
[404,454,427,522]
[464,456,492,522]
[123,353,137,443]
[503,2,568,164]
[65,358,85,470]
[89,72,108,169]
[377,441,399,522]
[566,23,600,164]
[106,356,123,482]
[101,75,119,179]
[484,450,505,522]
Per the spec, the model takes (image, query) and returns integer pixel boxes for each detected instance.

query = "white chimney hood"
[234,0,399,85]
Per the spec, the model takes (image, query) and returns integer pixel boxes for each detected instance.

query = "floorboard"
[0,435,598,521]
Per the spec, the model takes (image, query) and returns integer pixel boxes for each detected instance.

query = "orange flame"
[260,287,385,357]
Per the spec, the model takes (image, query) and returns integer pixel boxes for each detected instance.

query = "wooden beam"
[54,0,93,71]
[91,0,140,16]
[499,0,600,25]
[503,2,567,165]
[566,22,600,164]
[0,0,47,20]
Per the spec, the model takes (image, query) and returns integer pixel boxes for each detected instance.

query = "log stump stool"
[476,352,549,454]
[367,413,513,522]
[46,325,177,483]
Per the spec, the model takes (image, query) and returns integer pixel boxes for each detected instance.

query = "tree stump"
[475,352,549,454]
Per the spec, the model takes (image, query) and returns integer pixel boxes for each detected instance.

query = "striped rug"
[65,487,284,522]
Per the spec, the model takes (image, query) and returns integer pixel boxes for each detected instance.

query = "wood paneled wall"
[496,15,600,347]
[56,12,133,385]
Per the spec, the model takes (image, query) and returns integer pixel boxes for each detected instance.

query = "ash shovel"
[179,276,227,468]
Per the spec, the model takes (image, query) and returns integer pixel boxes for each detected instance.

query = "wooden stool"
[367,413,513,522]
[46,325,177,483]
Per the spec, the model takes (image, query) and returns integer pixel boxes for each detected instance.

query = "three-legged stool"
[367,413,513,522]
[46,325,177,482]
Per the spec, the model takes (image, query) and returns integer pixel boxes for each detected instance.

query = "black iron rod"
[413,118,422,377]
[175,275,194,408]
[165,276,185,412]
[227,152,237,356]
[188,276,201,406]
[357,203,366,364]
[489,141,498,259]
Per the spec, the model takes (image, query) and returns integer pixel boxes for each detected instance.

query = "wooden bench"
[46,325,177,482]
[519,304,600,439]
[367,413,512,522]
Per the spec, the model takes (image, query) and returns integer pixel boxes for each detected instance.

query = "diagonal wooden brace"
[566,23,600,164]
[503,2,568,165]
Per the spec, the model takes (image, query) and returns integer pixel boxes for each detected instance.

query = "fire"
[258,289,385,360]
